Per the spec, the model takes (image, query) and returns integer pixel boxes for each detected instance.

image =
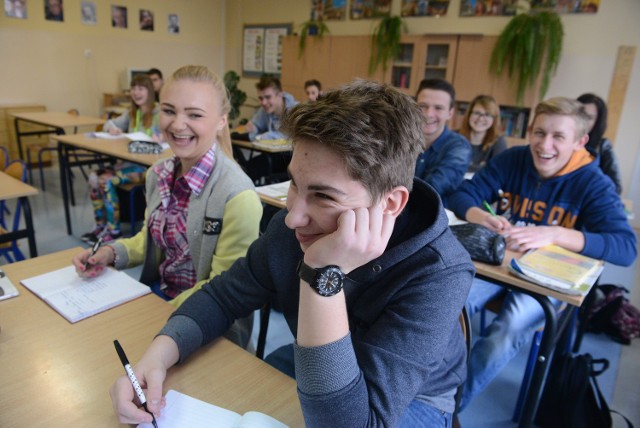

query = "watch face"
[317,266,344,296]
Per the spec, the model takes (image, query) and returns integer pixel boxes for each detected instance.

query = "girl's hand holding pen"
[71,246,114,278]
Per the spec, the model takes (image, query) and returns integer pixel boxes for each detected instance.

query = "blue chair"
[0,160,28,263]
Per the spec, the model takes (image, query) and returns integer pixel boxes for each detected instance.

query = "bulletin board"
[242,23,293,78]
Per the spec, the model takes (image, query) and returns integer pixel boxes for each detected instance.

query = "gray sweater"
[160,179,474,426]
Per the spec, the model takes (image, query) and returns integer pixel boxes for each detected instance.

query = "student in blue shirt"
[414,79,471,205]
[449,97,637,410]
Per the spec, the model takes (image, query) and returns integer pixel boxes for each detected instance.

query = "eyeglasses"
[470,111,495,119]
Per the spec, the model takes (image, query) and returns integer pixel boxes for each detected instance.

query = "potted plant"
[223,70,247,125]
[368,15,406,75]
[298,19,330,58]
[489,9,564,104]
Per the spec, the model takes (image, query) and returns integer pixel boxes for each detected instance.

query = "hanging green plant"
[298,19,330,58]
[489,11,564,104]
[223,70,246,123]
[369,15,406,75]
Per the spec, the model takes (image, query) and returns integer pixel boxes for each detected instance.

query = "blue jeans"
[460,277,560,410]
[398,400,452,427]
[266,345,452,427]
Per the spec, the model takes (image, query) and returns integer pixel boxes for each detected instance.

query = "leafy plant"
[369,15,406,75]
[298,19,330,58]
[490,11,564,104]
[223,70,246,122]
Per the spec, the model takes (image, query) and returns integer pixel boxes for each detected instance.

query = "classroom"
[1,0,639,426]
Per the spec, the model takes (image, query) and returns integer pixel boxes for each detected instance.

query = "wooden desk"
[232,138,292,154]
[475,250,586,427]
[11,111,105,160]
[0,248,304,427]
[0,171,38,257]
[54,134,173,235]
[256,180,289,209]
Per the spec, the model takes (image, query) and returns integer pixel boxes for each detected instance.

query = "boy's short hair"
[415,78,456,107]
[533,97,590,139]
[304,79,322,90]
[256,76,282,92]
[281,79,425,202]
[148,68,163,79]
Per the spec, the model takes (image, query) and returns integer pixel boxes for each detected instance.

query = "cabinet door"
[421,35,459,84]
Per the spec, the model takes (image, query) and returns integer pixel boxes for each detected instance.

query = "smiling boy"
[448,97,637,409]
[110,80,474,427]
[245,76,298,141]
[414,79,471,204]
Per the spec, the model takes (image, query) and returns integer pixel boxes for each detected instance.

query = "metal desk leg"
[518,295,557,428]
[14,117,25,160]
[58,142,72,235]
[20,196,38,257]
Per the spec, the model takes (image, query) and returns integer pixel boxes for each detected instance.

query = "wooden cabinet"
[282,33,538,104]
[389,35,458,95]
[281,33,538,143]
[103,92,130,119]
[281,35,384,102]
[0,104,48,162]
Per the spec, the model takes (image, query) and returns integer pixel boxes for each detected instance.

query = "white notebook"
[21,266,151,323]
[138,390,288,428]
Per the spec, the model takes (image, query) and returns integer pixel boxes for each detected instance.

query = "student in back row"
[245,76,298,141]
[457,94,507,173]
[577,93,623,194]
[304,79,322,101]
[414,78,471,204]
[449,97,637,409]
[110,80,474,427]
[73,65,262,346]
[82,74,160,244]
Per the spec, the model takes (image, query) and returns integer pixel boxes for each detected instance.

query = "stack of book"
[509,245,604,296]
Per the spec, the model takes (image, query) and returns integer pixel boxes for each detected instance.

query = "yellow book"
[510,245,604,296]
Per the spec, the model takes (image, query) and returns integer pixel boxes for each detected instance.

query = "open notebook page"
[138,390,287,428]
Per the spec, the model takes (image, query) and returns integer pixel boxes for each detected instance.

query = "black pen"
[113,340,158,428]
[83,234,104,271]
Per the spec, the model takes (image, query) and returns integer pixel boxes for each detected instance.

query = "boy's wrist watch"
[296,260,345,297]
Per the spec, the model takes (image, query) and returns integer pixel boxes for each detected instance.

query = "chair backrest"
[459,305,472,362]
[4,160,27,182]
[67,108,79,116]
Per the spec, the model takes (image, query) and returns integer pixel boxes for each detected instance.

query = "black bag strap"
[589,357,634,428]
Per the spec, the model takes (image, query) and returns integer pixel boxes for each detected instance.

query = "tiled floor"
[3,165,639,427]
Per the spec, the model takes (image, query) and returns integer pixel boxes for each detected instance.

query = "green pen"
[482,200,497,217]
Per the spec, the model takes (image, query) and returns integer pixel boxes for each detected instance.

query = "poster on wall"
[401,0,451,16]
[168,13,179,34]
[44,0,64,21]
[350,0,391,20]
[460,0,600,16]
[139,9,154,31]
[81,1,96,25]
[243,23,292,78]
[311,0,346,21]
[5,0,28,19]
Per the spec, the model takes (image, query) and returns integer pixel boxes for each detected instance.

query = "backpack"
[587,284,640,345]
[535,353,610,428]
